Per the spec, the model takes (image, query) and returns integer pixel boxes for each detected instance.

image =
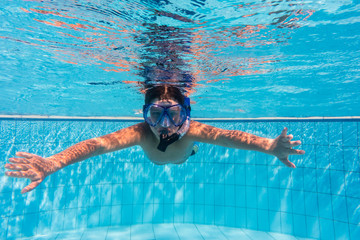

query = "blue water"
[1,0,360,118]
[1,118,359,239]
[1,0,360,239]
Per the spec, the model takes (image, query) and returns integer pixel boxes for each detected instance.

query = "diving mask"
[143,97,190,127]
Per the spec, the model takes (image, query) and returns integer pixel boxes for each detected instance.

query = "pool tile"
[349,224,360,240]
[106,226,131,240]
[121,205,133,225]
[257,209,270,231]
[292,190,305,215]
[56,230,83,240]
[333,221,350,240]
[218,226,251,240]
[246,186,257,209]
[235,207,246,228]
[280,212,294,235]
[257,187,269,210]
[63,208,77,231]
[292,214,307,238]
[214,184,225,205]
[142,203,152,223]
[305,216,320,239]
[153,223,179,240]
[214,205,225,225]
[246,208,257,229]
[153,204,164,224]
[329,122,343,146]
[242,228,274,240]
[110,205,121,225]
[7,215,24,239]
[131,223,155,240]
[81,227,108,240]
[319,218,335,240]
[224,185,235,206]
[163,204,174,223]
[269,231,298,240]
[318,193,333,219]
[331,195,348,222]
[343,122,357,147]
[183,204,194,223]
[174,223,203,240]
[224,206,236,227]
[196,224,227,240]
[99,206,111,227]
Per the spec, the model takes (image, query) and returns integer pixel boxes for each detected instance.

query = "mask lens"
[168,105,187,126]
[147,105,164,125]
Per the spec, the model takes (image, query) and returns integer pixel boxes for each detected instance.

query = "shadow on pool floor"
[20,224,316,240]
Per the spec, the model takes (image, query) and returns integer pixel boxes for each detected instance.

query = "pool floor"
[19,224,316,240]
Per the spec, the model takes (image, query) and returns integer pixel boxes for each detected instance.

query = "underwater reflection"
[2,0,315,90]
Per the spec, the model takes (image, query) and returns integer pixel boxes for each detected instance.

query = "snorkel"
[144,97,191,152]
[157,115,190,152]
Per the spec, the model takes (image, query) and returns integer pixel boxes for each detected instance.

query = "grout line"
[216,225,230,240]
[172,223,181,240]
[194,224,206,240]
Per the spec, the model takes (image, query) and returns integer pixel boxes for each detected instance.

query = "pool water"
[1,0,360,239]
[1,118,359,239]
[1,0,360,118]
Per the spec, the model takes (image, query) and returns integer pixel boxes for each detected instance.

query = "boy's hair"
[145,85,185,105]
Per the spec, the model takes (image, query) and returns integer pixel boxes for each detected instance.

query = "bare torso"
[140,124,195,165]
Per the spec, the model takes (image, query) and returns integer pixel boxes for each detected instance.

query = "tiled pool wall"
[0,118,359,239]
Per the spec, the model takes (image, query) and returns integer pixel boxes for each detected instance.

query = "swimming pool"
[1,117,359,239]
[1,0,360,239]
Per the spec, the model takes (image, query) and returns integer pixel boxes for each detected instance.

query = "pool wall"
[0,118,359,239]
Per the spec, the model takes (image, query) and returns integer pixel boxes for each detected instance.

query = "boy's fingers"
[279,158,296,168]
[9,158,29,164]
[290,141,302,147]
[4,163,29,171]
[21,181,41,194]
[290,149,305,155]
[5,171,28,178]
[15,152,35,159]
[280,127,288,137]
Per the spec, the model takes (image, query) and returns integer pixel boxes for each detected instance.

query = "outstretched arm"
[5,123,146,193]
[187,121,305,168]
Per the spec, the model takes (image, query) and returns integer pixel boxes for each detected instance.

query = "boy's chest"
[141,137,194,164]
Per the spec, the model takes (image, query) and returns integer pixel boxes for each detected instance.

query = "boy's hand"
[270,127,305,168]
[4,152,60,194]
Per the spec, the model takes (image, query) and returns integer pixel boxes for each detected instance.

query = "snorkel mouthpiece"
[157,132,180,152]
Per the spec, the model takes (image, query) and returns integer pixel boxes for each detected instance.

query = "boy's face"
[148,98,181,139]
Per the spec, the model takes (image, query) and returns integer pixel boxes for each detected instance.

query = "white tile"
[153,224,180,240]
[269,232,298,240]
[196,224,227,240]
[106,226,131,240]
[81,227,107,240]
[56,230,83,240]
[131,224,155,240]
[218,226,252,240]
[174,223,203,240]
[242,229,274,240]
[296,237,318,240]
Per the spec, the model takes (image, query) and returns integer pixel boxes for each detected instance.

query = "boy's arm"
[5,123,147,193]
[47,122,146,168]
[187,121,305,168]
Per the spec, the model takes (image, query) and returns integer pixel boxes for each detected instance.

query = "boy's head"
[145,85,185,105]
[143,85,191,149]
